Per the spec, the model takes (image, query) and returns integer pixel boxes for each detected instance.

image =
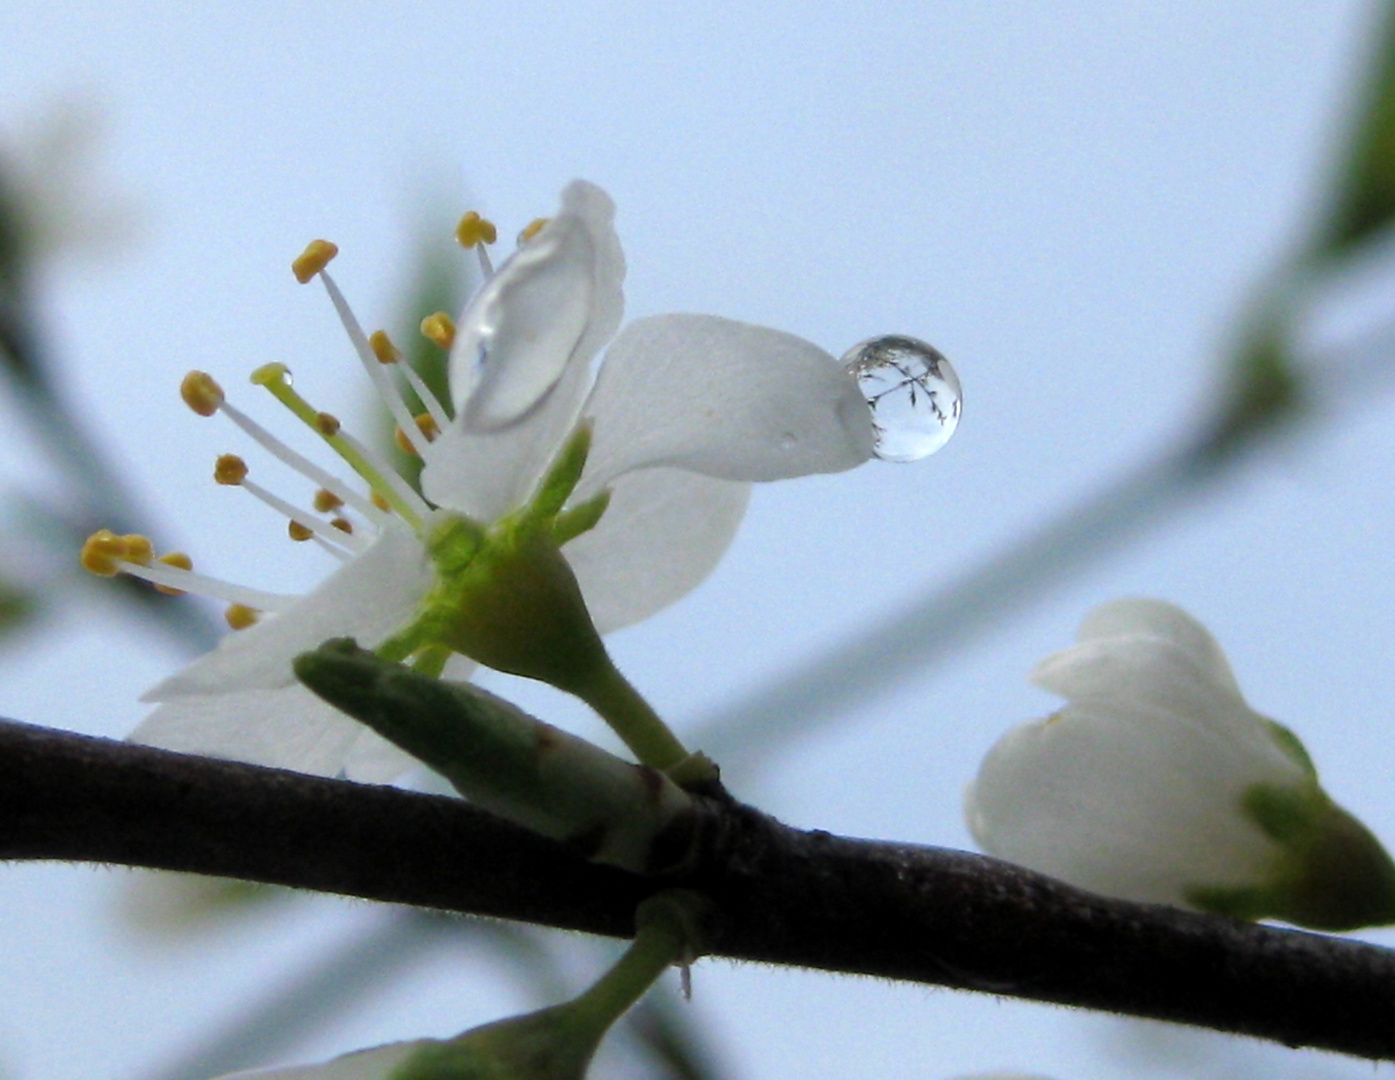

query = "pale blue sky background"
[2,2,1395,1078]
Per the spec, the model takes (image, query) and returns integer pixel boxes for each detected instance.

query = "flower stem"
[567,891,707,1033]
[571,656,690,772]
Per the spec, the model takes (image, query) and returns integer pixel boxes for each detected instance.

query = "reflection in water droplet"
[841,336,961,462]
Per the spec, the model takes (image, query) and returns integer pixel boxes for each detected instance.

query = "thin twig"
[3,718,1393,1060]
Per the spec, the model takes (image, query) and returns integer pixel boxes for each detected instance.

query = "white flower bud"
[965,599,1395,930]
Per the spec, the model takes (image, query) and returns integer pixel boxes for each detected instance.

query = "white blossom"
[120,180,874,781]
[965,598,1395,929]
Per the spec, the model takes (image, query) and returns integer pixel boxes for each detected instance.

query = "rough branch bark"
[4,717,1395,1060]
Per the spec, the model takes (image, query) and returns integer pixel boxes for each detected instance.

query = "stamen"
[181,372,225,417]
[369,330,400,365]
[310,534,353,562]
[154,552,193,595]
[420,312,455,350]
[518,217,549,244]
[371,326,451,431]
[81,530,130,576]
[313,489,343,513]
[245,364,425,526]
[315,269,429,458]
[185,371,387,526]
[288,521,313,542]
[292,240,339,284]
[456,211,498,248]
[395,358,452,431]
[457,211,497,277]
[394,412,440,457]
[210,451,364,554]
[116,557,294,612]
[333,426,433,521]
[86,532,288,610]
[331,517,353,534]
[242,476,367,554]
[225,604,261,630]
[121,534,154,566]
[214,454,249,485]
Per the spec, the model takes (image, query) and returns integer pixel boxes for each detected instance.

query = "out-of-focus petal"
[565,466,750,633]
[581,314,874,488]
[451,180,624,429]
[142,521,432,699]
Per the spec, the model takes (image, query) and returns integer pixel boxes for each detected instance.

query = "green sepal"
[528,421,593,522]
[1264,718,1318,779]
[552,490,611,547]
[1185,780,1395,931]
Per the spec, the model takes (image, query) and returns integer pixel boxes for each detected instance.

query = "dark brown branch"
[4,717,1394,1060]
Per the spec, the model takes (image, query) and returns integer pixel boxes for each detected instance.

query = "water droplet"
[841,335,961,462]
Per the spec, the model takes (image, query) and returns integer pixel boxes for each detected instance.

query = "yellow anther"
[81,530,129,576]
[214,453,248,485]
[288,521,313,542]
[292,239,339,284]
[330,517,353,534]
[369,330,400,365]
[121,534,154,566]
[181,371,225,417]
[518,217,549,244]
[224,603,261,630]
[456,210,498,249]
[394,412,439,455]
[316,412,341,436]
[250,362,290,387]
[155,552,193,595]
[371,491,390,512]
[313,489,343,513]
[420,311,456,350]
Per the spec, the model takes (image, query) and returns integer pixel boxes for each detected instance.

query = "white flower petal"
[137,648,480,782]
[142,521,433,699]
[216,1039,428,1079]
[421,350,593,521]
[1078,598,1241,695]
[565,466,750,633]
[451,180,624,430]
[134,686,372,779]
[1030,599,1246,725]
[581,314,874,488]
[966,704,1287,904]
